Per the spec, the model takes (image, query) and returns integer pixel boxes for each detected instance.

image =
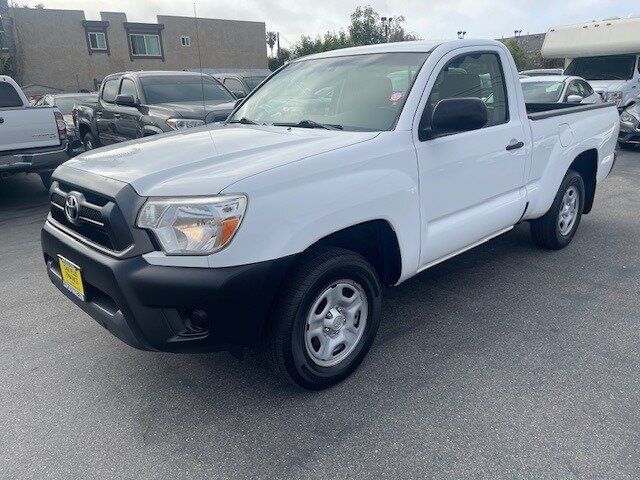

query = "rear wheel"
[530,170,585,250]
[266,247,382,390]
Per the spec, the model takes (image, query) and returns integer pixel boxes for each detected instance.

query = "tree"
[290,5,419,58]
[503,38,530,71]
[268,47,290,71]
[266,31,277,57]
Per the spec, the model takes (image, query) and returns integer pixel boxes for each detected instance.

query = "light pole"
[457,30,467,39]
[381,16,393,41]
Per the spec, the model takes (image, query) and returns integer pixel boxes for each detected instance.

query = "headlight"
[166,118,205,130]
[620,110,638,124]
[137,195,247,255]
[605,91,623,105]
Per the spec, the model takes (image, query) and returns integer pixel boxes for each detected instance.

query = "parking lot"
[0,148,638,478]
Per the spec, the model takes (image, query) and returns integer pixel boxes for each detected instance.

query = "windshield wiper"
[228,117,258,125]
[273,120,344,130]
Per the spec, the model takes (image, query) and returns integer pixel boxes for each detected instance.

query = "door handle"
[0,117,4,124]
[506,140,524,151]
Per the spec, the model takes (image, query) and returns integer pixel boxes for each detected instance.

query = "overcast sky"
[35,0,635,48]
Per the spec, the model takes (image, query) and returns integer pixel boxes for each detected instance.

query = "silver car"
[520,75,602,104]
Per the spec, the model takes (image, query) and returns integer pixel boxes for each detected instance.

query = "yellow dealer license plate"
[58,255,85,301]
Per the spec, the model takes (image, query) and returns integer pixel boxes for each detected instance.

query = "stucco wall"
[8,8,266,92]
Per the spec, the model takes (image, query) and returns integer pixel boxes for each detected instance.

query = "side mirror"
[566,94,583,103]
[232,90,246,99]
[115,94,138,107]
[424,98,488,139]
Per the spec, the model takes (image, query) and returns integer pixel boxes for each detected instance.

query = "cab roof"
[294,39,506,61]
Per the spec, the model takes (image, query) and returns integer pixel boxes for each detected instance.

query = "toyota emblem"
[64,194,80,222]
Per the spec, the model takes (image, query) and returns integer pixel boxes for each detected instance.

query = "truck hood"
[62,124,379,196]
[151,101,236,123]
[588,80,628,93]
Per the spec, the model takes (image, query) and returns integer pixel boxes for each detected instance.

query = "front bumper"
[0,141,69,175]
[41,221,296,353]
[618,123,640,144]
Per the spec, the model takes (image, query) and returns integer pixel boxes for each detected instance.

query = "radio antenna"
[193,2,206,114]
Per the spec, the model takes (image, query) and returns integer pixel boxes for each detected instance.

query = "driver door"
[413,48,528,268]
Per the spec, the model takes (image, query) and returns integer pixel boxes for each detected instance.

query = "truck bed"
[526,102,616,120]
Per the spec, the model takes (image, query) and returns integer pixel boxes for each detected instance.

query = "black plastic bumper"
[41,221,297,353]
[0,141,69,175]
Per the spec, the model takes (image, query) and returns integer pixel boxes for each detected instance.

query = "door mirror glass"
[428,98,488,138]
[566,94,583,103]
[115,94,137,107]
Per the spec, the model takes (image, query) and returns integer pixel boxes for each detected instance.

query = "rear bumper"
[41,220,296,353]
[0,141,69,174]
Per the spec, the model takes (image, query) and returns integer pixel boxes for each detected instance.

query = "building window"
[130,34,162,57]
[0,29,7,51]
[180,35,191,47]
[88,32,107,51]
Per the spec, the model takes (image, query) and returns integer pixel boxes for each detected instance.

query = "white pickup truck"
[41,40,619,389]
[0,75,68,188]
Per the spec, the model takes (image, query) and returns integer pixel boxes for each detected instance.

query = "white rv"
[543,16,640,108]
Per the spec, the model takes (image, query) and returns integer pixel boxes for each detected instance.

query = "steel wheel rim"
[85,140,93,151]
[558,185,579,236]
[304,279,368,367]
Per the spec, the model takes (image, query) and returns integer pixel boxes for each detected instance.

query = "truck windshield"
[140,75,235,105]
[564,55,636,80]
[230,52,429,131]
[521,81,565,103]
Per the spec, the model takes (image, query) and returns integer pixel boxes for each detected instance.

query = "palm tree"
[266,31,277,57]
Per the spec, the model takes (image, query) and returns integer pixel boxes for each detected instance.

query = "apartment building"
[0,5,267,92]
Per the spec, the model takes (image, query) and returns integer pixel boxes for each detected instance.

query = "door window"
[426,52,508,129]
[101,78,120,103]
[224,78,245,95]
[0,82,23,108]
[119,78,138,99]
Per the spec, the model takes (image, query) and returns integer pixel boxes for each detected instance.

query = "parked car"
[0,75,68,188]
[520,75,602,104]
[41,39,619,389]
[519,68,564,77]
[34,93,98,152]
[618,101,640,148]
[212,72,269,98]
[544,16,640,108]
[74,71,236,150]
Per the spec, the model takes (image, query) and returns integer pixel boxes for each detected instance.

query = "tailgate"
[0,107,60,152]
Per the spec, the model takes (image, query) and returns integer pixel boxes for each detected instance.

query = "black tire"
[266,247,382,390]
[530,170,585,250]
[38,171,53,190]
[83,133,98,151]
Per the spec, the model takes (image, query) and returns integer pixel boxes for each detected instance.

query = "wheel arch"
[569,148,598,214]
[305,219,403,286]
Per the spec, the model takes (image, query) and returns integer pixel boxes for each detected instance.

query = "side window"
[224,78,245,95]
[580,81,594,96]
[566,81,580,97]
[119,78,138,99]
[0,82,23,108]
[426,52,508,128]
[101,78,120,103]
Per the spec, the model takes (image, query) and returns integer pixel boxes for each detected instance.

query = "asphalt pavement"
[1,149,639,479]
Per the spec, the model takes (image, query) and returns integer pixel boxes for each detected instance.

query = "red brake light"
[53,109,67,141]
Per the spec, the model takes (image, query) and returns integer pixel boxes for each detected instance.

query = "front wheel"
[265,247,382,390]
[530,170,585,250]
[83,133,98,152]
